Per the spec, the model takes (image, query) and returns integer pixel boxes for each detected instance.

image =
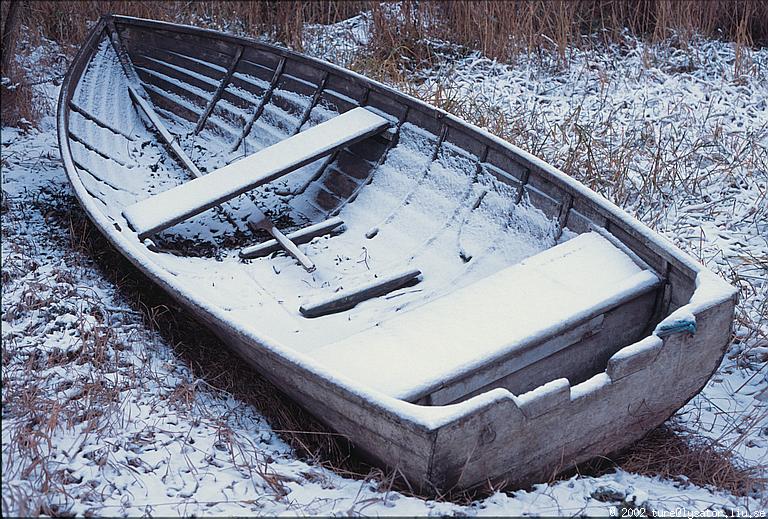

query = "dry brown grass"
[6,0,767,54]
[621,425,766,497]
[368,1,768,66]
[568,424,767,499]
[5,1,364,51]
[1,1,364,126]
[0,68,40,128]
[2,0,766,127]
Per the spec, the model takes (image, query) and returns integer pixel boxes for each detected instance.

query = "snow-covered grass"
[2,15,767,517]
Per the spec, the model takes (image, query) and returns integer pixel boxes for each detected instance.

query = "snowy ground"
[2,15,767,517]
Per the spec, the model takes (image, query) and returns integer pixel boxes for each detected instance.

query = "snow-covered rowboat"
[57,15,737,492]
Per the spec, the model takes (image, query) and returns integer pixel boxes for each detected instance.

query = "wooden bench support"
[299,268,422,318]
[240,217,345,259]
[123,107,390,239]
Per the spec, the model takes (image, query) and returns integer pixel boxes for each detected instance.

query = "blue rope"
[655,318,697,337]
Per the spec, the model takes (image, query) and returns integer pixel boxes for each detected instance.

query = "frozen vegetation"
[2,13,766,517]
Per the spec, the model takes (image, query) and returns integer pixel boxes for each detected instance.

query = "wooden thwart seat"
[123,107,390,239]
[308,232,661,404]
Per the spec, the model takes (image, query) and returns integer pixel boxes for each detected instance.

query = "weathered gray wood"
[130,52,219,93]
[299,268,422,318]
[428,299,734,491]
[68,130,127,166]
[295,71,328,131]
[68,100,135,141]
[309,186,342,214]
[523,176,562,220]
[607,335,663,380]
[452,289,659,402]
[238,53,282,79]
[290,83,372,204]
[517,378,570,419]
[110,25,319,270]
[239,217,344,259]
[128,74,312,270]
[130,86,314,270]
[117,23,237,66]
[133,70,208,115]
[126,84,202,173]
[322,107,409,214]
[220,326,436,485]
[414,315,606,406]
[322,168,360,198]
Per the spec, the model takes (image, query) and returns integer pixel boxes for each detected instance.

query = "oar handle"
[247,214,316,272]
[269,226,317,272]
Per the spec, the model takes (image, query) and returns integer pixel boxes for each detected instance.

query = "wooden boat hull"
[57,15,737,491]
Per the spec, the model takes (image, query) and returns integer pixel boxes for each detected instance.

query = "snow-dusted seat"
[123,107,390,239]
[308,231,661,403]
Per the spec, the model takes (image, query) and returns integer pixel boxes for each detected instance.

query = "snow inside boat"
[57,15,738,491]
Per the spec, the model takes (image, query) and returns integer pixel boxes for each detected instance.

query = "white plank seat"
[308,232,661,404]
[123,107,390,239]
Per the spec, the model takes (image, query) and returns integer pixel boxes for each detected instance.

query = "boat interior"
[62,18,688,406]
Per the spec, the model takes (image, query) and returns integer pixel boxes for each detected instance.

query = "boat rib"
[195,45,244,134]
[233,57,286,153]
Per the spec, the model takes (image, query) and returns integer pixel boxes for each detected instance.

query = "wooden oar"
[247,213,315,272]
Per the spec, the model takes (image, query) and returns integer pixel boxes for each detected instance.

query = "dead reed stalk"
[1,0,38,127]
[618,425,766,497]
[368,0,768,66]
[9,1,365,50]
[3,0,767,126]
